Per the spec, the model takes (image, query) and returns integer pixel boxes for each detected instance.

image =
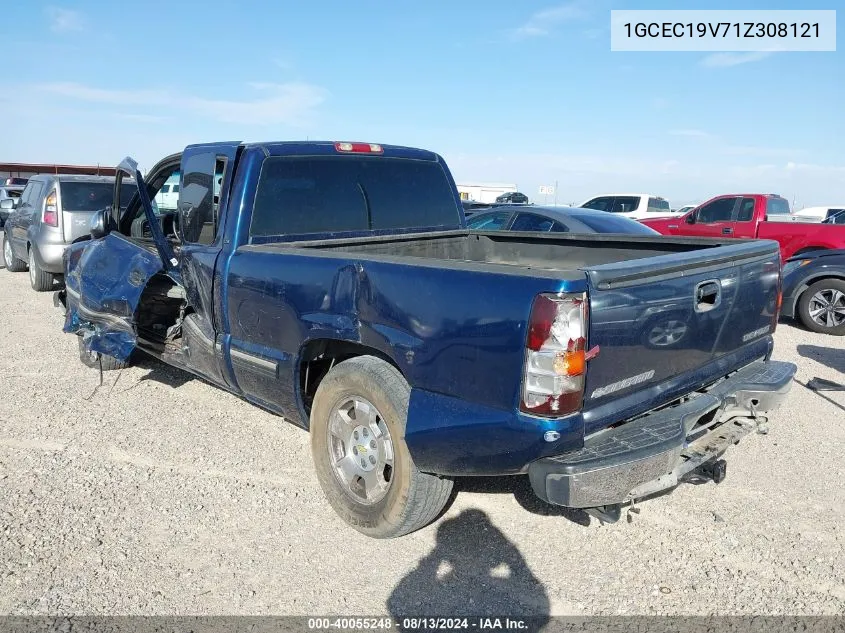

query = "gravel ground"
[0,266,843,617]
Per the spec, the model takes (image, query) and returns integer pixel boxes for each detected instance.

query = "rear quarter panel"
[223,247,590,474]
[758,222,845,259]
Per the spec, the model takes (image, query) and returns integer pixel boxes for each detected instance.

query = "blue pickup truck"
[57,140,796,538]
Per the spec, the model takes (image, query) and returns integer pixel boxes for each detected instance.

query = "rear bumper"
[528,360,796,509]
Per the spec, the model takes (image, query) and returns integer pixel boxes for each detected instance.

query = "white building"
[456,182,517,203]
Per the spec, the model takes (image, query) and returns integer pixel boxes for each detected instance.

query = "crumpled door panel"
[63,235,164,361]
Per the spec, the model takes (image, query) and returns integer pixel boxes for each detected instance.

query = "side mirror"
[90,209,109,239]
[685,212,696,225]
[0,199,14,211]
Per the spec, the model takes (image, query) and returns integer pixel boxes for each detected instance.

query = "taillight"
[334,141,384,154]
[521,293,588,417]
[43,191,58,227]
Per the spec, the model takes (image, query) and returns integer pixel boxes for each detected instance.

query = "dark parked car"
[781,249,845,335]
[467,205,661,235]
[495,191,528,204]
[460,200,493,217]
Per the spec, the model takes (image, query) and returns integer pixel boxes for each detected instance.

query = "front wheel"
[29,249,54,291]
[2,233,26,272]
[798,279,845,336]
[310,356,453,538]
[78,336,130,371]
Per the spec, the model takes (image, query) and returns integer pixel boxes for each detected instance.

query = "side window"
[697,198,736,223]
[549,221,569,233]
[829,209,845,224]
[582,196,613,212]
[646,197,670,213]
[17,182,34,206]
[511,213,555,232]
[736,197,756,222]
[26,182,45,212]
[611,196,639,213]
[765,197,790,215]
[467,212,510,230]
[180,152,217,245]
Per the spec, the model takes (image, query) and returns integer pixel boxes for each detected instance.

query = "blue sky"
[1,0,842,208]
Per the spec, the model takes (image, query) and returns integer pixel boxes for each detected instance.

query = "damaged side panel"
[63,234,166,361]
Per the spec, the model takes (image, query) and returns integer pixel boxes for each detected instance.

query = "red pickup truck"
[641,193,845,260]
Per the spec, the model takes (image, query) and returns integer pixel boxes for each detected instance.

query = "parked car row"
[1,175,138,291]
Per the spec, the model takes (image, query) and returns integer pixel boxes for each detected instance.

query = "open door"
[62,157,180,361]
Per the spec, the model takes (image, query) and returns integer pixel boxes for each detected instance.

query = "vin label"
[611,10,836,52]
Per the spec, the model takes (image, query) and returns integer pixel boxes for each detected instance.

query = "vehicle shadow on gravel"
[452,476,592,526]
[127,356,196,390]
[797,344,845,374]
[387,509,550,621]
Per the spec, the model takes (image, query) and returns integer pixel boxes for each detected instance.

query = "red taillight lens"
[521,293,588,417]
[334,141,384,154]
[43,192,58,227]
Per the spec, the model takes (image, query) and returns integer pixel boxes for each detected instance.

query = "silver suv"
[1,175,136,291]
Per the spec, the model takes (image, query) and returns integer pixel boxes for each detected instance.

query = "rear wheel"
[28,249,54,291]
[2,233,26,272]
[310,356,453,538]
[78,337,130,371]
[797,279,845,336]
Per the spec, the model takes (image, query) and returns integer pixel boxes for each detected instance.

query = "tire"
[2,233,27,272]
[78,336,130,371]
[797,279,845,336]
[310,355,453,538]
[28,248,54,292]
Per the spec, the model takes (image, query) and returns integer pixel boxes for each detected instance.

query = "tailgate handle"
[722,227,733,235]
[695,280,721,312]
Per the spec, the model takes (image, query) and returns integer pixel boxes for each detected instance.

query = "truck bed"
[246,229,781,436]
[254,229,750,275]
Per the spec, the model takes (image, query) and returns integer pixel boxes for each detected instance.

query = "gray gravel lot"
[0,267,843,617]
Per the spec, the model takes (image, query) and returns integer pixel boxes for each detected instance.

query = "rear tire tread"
[310,355,453,539]
[29,249,54,292]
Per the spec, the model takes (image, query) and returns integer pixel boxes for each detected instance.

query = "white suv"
[579,194,679,220]
[154,178,180,211]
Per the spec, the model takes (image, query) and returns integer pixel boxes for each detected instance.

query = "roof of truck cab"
[248,141,441,161]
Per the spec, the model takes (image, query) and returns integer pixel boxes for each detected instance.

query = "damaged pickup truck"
[56,140,796,538]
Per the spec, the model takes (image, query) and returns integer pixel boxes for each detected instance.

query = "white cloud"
[700,52,772,68]
[510,3,587,40]
[45,7,84,33]
[670,129,712,138]
[668,129,801,159]
[37,81,328,126]
[111,113,166,123]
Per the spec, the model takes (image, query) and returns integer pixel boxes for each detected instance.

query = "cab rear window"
[765,197,790,215]
[250,156,461,237]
